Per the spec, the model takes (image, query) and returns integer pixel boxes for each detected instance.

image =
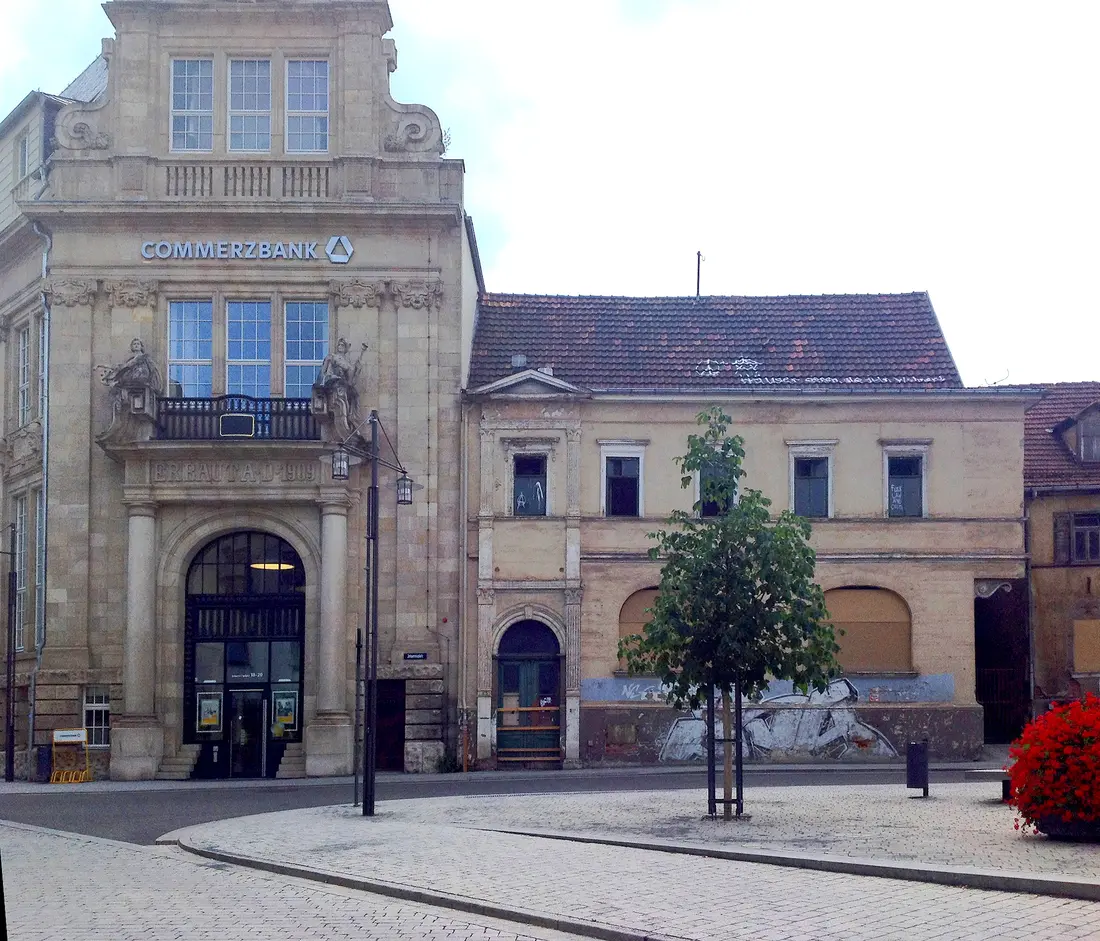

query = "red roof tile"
[470,292,962,392]
[1024,382,1100,490]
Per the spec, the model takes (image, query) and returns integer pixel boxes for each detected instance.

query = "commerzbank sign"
[139,235,354,264]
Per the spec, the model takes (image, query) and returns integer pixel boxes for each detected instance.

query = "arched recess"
[155,507,322,756]
[825,586,913,673]
[491,604,566,655]
[617,587,660,670]
[494,618,562,767]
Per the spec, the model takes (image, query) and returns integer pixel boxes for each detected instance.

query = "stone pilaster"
[476,586,495,759]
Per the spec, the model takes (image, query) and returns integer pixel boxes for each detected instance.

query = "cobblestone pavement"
[0,822,587,941]
[169,783,1100,941]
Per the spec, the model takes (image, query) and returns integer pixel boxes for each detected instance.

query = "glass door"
[228,689,266,777]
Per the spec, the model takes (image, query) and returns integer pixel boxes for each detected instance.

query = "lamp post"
[331,409,412,817]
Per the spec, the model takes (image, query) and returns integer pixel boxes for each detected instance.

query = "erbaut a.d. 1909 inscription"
[152,460,319,485]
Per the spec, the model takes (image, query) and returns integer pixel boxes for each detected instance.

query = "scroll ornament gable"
[53,97,112,152]
[381,95,445,156]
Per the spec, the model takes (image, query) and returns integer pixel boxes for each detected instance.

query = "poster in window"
[272,691,298,731]
[197,692,222,732]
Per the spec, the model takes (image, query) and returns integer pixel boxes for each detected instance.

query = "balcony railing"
[157,395,319,441]
[163,162,331,200]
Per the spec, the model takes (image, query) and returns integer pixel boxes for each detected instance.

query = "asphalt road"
[0,765,978,844]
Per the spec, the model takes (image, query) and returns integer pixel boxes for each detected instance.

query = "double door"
[496,658,561,766]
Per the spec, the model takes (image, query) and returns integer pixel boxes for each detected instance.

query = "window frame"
[34,488,45,649]
[283,300,329,398]
[1081,415,1100,463]
[285,59,330,154]
[787,439,837,520]
[882,442,929,519]
[83,686,111,747]
[37,317,46,420]
[167,298,215,398]
[13,494,27,651]
[512,453,549,517]
[17,133,30,180]
[227,57,272,153]
[1072,513,1100,564]
[600,441,647,518]
[16,326,30,427]
[169,57,215,153]
[225,298,273,397]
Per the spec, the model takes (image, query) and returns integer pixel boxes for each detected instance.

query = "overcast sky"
[3,1,1096,386]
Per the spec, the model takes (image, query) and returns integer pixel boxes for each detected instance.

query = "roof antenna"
[984,369,1010,387]
[696,251,704,298]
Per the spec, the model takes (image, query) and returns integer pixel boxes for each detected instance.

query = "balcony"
[157,395,318,441]
[163,162,332,200]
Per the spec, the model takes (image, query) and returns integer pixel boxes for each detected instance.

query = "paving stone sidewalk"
[167,783,1100,941]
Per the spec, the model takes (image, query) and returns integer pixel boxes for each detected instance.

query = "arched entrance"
[496,620,562,767]
[184,531,305,778]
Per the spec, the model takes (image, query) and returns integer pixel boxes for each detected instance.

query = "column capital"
[317,489,352,512]
[123,500,157,518]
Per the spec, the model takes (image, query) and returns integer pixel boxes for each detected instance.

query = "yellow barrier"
[49,768,90,784]
[50,729,91,784]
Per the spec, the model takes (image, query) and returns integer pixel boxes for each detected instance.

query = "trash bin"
[906,738,929,796]
[35,745,52,783]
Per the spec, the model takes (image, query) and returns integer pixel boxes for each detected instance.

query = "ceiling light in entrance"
[250,562,296,570]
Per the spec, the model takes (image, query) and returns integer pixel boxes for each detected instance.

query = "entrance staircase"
[276,742,306,779]
[155,744,201,781]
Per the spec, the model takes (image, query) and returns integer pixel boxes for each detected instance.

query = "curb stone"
[167,834,683,941]
[487,828,1100,903]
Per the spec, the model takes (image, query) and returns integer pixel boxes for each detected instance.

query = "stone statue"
[314,338,366,427]
[95,338,163,448]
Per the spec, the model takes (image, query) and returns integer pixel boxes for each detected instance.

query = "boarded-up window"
[618,588,660,671]
[825,587,912,673]
[1073,620,1100,673]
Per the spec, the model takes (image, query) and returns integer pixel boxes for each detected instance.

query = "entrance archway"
[184,531,305,778]
[495,620,562,767]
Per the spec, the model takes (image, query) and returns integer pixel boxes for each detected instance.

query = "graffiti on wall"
[658,678,898,762]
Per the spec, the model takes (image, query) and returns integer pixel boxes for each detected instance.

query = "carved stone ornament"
[564,588,583,606]
[329,279,384,309]
[95,338,163,451]
[311,337,366,443]
[392,280,443,311]
[45,279,97,308]
[53,98,112,152]
[476,587,495,605]
[3,420,44,477]
[105,280,157,309]
[975,580,1013,599]
[384,119,441,154]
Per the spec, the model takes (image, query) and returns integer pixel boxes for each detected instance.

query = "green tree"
[618,406,840,816]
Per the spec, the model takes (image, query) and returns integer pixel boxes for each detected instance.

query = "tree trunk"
[706,683,716,817]
[735,674,744,817]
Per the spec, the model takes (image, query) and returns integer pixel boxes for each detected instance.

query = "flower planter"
[1037,817,1100,842]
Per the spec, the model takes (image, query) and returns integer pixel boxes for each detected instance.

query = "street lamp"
[330,409,412,816]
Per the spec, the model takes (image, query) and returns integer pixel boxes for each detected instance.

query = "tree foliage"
[618,407,840,708]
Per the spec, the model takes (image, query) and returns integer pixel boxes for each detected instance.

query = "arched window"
[825,586,912,673]
[618,588,660,671]
[187,531,304,597]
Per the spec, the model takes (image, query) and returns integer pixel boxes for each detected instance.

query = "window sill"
[842,670,918,678]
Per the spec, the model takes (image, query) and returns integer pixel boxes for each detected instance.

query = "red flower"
[1008,694,1100,832]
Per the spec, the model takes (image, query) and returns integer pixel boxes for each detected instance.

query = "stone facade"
[0,0,468,779]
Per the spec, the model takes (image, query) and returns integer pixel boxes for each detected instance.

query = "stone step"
[276,743,306,779]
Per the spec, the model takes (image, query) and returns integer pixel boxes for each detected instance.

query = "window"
[513,455,547,516]
[1082,416,1100,463]
[886,454,924,518]
[168,300,214,397]
[794,458,829,518]
[13,495,26,651]
[605,456,641,517]
[171,59,214,151]
[618,588,660,671]
[286,60,329,152]
[699,461,735,518]
[227,301,272,396]
[34,489,44,649]
[825,587,912,673]
[84,687,110,746]
[1073,514,1100,563]
[37,318,46,419]
[17,133,29,179]
[284,301,328,397]
[17,326,30,426]
[229,59,271,151]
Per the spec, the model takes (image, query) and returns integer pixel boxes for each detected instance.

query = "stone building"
[1,0,1043,780]
[0,0,473,779]
[1024,383,1100,713]
[463,294,1036,765]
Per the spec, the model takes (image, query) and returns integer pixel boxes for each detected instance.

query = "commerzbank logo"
[140,235,355,264]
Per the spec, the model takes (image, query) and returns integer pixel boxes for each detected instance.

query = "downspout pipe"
[30,213,51,769]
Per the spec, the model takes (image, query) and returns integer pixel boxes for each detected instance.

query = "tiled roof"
[1023,382,1100,489]
[470,292,963,393]
[60,56,108,103]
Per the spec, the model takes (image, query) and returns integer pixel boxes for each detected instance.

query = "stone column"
[318,502,349,713]
[306,497,353,776]
[476,587,495,760]
[110,499,163,780]
[564,587,583,767]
